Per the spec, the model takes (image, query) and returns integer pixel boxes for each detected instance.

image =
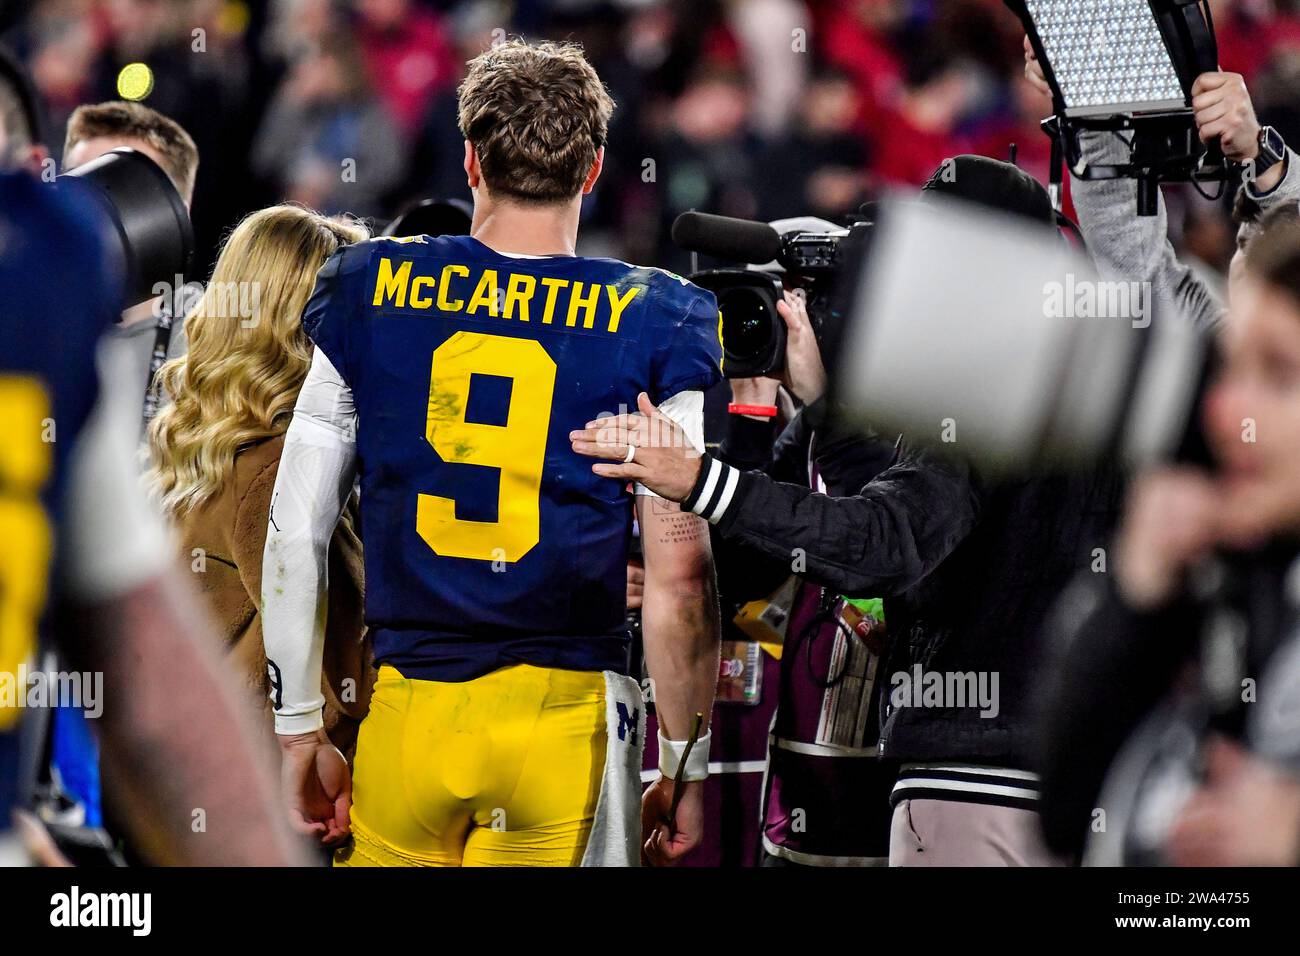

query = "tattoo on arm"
[657,509,704,545]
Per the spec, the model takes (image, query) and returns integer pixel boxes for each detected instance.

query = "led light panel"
[1025,0,1186,115]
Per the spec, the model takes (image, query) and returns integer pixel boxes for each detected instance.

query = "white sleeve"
[262,349,358,735]
[635,389,704,497]
[60,341,171,603]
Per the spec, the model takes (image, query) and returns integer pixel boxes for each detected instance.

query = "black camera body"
[682,219,870,379]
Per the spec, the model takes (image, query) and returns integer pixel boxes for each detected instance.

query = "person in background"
[725,0,809,137]
[1039,207,1300,866]
[37,100,203,844]
[63,99,198,202]
[63,100,201,435]
[572,157,1118,868]
[717,296,898,867]
[8,12,99,150]
[148,204,372,764]
[251,30,405,219]
[351,0,458,139]
[653,67,761,272]
[0,43,47,174]
[1024,39,1297,330]
[756,67,870,223]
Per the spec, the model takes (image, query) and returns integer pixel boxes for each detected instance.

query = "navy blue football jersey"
[0,173,116,826]
[302,234,723,681]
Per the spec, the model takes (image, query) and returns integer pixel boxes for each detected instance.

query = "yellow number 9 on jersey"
[417,331,557,563]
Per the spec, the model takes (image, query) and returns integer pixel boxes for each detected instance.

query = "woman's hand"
[570,392,703,502]
[626,557,645,611]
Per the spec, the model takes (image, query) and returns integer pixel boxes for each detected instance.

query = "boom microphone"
[671,211,782,265]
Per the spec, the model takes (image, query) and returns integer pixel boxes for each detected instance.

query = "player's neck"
[470,196,580,258]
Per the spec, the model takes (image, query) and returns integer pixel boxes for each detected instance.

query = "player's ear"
[581,146,604,196]
[464,141,481,189]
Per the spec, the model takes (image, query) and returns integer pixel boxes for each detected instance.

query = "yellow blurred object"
[732,575,800,660]
[116,63,154,101]
[0,377,52,732]
[219,1,252,37]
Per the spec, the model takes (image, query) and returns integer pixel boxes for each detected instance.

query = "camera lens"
[720,287,774,361]
[688,269,785,378]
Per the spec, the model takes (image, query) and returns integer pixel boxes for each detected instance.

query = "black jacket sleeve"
[682,428,982,598]
[710,411,812,603]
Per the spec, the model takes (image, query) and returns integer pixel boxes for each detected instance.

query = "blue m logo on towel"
[615,702,639,746]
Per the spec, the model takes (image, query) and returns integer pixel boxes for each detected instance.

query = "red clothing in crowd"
[356,8,459,137]
[1214,8,1300,81]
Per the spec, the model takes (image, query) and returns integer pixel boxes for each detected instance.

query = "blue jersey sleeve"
[301,241,371,384]
[650,288,724,402]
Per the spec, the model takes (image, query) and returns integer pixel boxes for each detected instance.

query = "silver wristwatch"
[1257,125,1286,172]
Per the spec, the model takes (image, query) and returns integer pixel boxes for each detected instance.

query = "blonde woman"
[148,204,372,759]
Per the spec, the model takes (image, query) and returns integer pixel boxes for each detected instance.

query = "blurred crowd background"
[4,0,1300,277]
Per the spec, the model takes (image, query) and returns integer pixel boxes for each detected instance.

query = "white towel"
[581,672,646,866]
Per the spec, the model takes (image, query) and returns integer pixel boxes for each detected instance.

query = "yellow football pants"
[335,664,608,867]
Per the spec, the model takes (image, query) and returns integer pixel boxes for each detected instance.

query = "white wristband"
[274,709,324,736]
[658,729,711,782]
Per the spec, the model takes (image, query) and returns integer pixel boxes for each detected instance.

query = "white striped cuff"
[683,456,741,525]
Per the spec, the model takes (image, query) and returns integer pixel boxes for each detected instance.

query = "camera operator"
[63,101,200,436]
[573,157,1120,866]
[705,298,899,866]
[1038,208,1300,866]
[1023,37,1298,324]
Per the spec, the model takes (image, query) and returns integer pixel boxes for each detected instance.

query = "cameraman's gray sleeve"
[680,443,980,597]
[1243,146,1300,210]
[1071,131,1223,331]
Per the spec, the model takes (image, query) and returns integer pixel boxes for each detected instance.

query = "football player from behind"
[262,39,722,866]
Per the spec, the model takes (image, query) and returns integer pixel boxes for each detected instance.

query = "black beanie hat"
[921,154,1056,229]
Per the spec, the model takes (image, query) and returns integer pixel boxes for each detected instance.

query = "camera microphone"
[671,211,782,265]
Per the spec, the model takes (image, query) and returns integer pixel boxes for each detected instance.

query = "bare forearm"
[641,556,721,739]
[643,592,719,740]
[63,574,304,866]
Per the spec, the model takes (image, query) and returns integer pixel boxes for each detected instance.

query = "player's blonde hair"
[457,38,615,203]
[148,204,368,516]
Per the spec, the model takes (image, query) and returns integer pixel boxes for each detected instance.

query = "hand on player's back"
[570,392,703,502]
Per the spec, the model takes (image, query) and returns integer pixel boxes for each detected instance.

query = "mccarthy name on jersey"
[302,233,723,682]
